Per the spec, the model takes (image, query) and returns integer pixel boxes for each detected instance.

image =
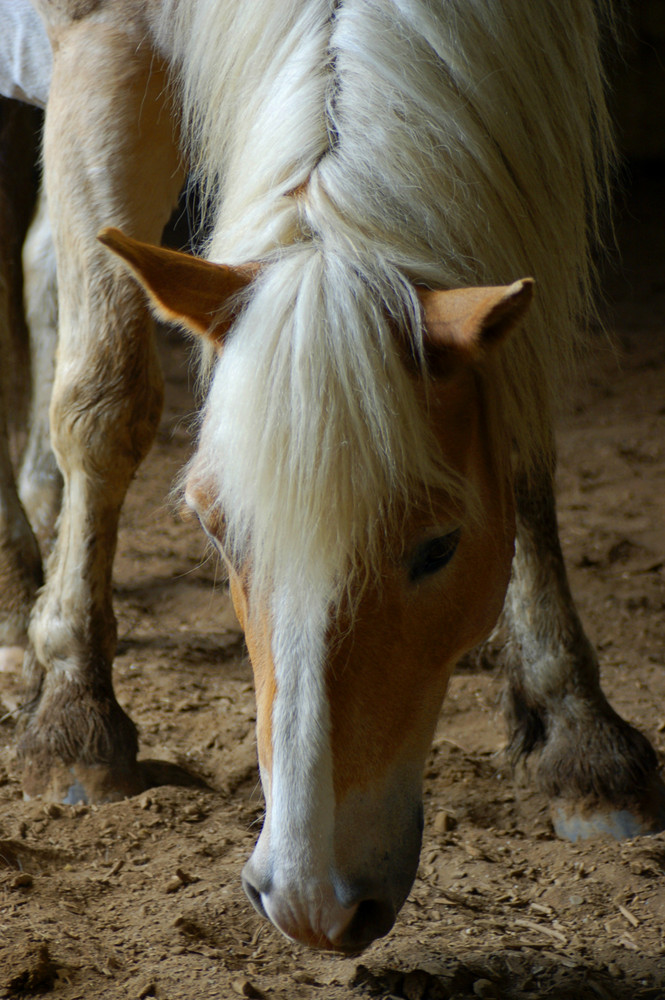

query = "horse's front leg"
[18,184,62,555]
[0,293,42,674]
[503,465,665,839]
[0,99,42,674]
[18,10,184,803]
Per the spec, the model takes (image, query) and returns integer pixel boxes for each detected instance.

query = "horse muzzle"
[241,862,399,952]
[241,794,423,952]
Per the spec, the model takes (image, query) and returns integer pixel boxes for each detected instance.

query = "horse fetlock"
[502,624,604,756]
[504,678,665,840]
[536,697,660,802]
[28,602,117,680]
[503,682,548,764]
[18,671,141,803]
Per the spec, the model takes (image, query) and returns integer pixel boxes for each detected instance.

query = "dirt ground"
[1,170,664,1000]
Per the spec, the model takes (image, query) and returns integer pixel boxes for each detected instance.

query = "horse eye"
[409,529,461,583]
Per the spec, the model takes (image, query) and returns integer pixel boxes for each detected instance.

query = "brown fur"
[325,368,515,800]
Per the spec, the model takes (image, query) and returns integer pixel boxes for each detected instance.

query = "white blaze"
[256,580,341,934]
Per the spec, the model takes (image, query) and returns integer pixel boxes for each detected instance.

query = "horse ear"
[98,227,256,345]
[416,278,534,377]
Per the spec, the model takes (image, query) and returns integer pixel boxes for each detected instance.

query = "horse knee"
[49,302,163,491]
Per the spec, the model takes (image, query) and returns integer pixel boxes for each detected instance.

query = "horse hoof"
[22,760,148,805]
[22,758,208,804]
[551,773,665,842]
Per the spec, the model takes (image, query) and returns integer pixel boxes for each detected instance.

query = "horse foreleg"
[0,100,42,673]
[502,466,665,840]
[18,13,184,803]
[18,184,62,555]
[0,290,42,671]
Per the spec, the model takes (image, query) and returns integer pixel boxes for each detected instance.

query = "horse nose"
[241,865,397,952]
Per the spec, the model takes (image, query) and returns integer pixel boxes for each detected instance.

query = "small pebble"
[175,868,198,885]
[135,978,157,999]
[10,873,33,890]
[433,810,457,834]
[291,971,316,984]
[231,979,265,999]
[182,804,206,822]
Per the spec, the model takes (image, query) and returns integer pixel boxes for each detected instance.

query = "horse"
[1,0,663,953]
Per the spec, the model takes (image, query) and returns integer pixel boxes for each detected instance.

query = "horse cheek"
[229,573,276,779]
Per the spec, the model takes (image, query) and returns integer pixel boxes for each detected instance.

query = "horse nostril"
[338,897,396,952]
[242,869,268,920]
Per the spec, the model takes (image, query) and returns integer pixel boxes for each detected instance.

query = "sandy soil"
[1,172,664,1000]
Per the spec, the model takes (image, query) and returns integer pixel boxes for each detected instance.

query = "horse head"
[100,227,532,952]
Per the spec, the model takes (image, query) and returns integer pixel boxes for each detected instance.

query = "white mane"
[157,0,614,610]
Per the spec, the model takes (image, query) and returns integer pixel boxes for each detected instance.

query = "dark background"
[614,1,665,162]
